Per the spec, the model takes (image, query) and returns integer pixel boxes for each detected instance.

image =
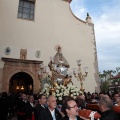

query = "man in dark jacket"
[99,95,120,120]
[25,95,35,120]
[34,94,47,120]
[45,95,62,120]
[0,92,9,120]
[17,93,27,120]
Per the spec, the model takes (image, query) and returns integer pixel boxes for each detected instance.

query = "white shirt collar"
[41,104,45,108]
[49,109,56,120]
[69,117,77,120]
[30,102,34,107]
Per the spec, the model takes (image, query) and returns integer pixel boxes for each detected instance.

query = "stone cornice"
[63,0,72,3]
[2,57,43,64]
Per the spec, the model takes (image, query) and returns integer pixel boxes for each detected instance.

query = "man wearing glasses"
[61,99,83,120]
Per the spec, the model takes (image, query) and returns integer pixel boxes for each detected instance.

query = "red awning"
[110,73,120,79]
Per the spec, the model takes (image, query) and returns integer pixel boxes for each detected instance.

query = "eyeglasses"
[69,105,78,109]
[115,96,119,97]
[42,97,47,99]
[43,98,47,99]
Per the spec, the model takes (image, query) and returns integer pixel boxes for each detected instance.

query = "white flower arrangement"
[40,84,82,101]
[39,84,51,97]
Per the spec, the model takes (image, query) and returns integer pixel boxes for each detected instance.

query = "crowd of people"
[0,90,120,120]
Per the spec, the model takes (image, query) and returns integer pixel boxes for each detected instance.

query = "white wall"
[0,0,99,93]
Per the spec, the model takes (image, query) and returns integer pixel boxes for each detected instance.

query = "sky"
[70,0,120,73]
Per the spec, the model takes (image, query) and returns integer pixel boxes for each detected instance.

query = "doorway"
[9,72,33,94]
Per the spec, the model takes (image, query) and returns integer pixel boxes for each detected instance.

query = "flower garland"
[40,84,81,101]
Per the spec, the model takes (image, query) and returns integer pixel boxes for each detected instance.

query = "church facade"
[0,0,100,94]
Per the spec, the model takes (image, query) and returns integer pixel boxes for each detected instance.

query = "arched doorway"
[9,72,33,94]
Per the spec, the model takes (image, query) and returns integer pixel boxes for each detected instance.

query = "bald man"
[99,96,120,120]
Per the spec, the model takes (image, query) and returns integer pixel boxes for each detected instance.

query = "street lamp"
[73,59,88,94]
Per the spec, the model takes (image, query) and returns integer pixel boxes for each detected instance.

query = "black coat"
[34,104,46,120]
[45,108,62,120]
[0,97,9,120]
[17,98,27,113]
[100,109,120,120]
[17,98,27,120]
[61,115,83,120]
[25,102,35,120]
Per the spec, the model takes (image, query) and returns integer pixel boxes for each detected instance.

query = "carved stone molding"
[1,57,43,93]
